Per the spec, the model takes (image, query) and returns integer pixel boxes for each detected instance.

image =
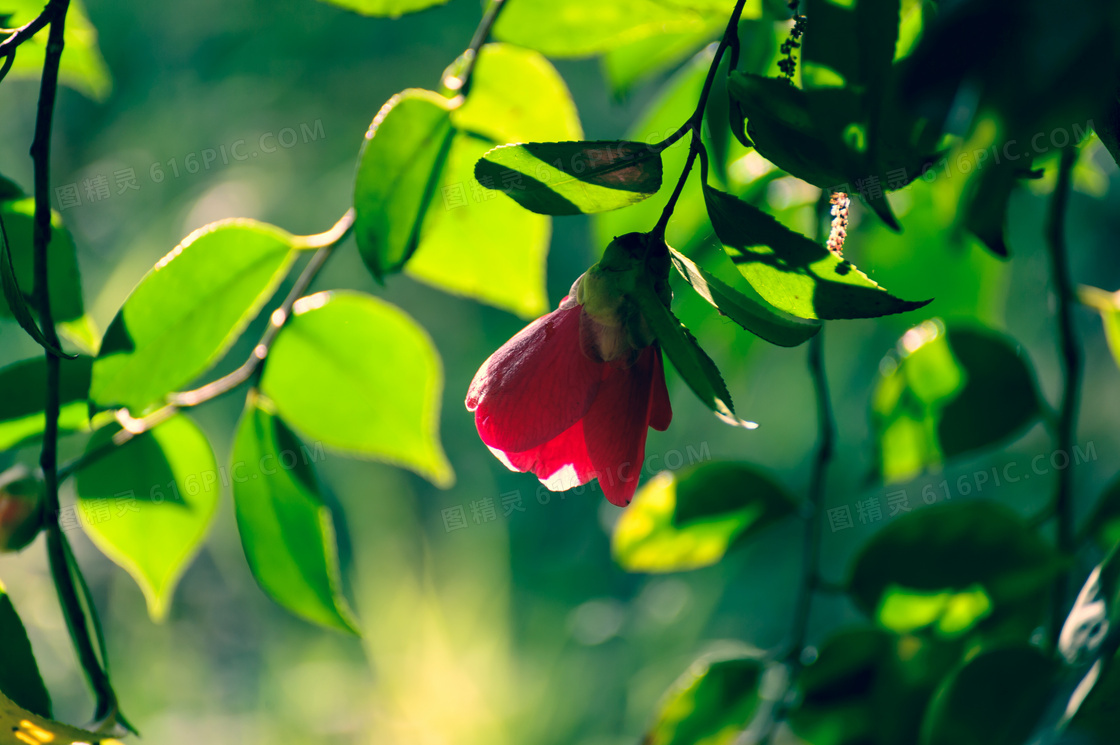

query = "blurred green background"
[1,0,1119,743]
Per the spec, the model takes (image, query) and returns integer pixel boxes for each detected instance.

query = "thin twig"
[28,0,120,723]
[57,210,355,480]
[650,0,749,240]
[445,0,510,97]
[0,3,54,58]
[1047,146,1082,647]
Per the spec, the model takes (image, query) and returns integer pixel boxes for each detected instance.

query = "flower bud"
[573,233,673,364]
[0,465,44,553]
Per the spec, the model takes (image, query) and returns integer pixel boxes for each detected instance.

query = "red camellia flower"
[467,259,672,506]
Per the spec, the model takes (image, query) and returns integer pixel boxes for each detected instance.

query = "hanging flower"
[466,236,673,506]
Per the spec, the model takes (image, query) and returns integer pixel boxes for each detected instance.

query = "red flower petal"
[466,305,604,453]
[488,420,597,492]
[649,348,672,432]
[581,348,658,506]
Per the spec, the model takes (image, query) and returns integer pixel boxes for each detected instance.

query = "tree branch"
[650,0,749,240]
[1047,146,1082,647]
[443,0,510,97]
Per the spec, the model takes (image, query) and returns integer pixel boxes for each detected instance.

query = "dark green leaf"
[644,654,764,745]
[630,276,752,427]
[0,356,91,451]
[76,414,219,621]
[260,291,453,487]
[920,645,1056,745]
[669,247,821,347]
[789,627,956,745]
[849,502,1061,637]
[704,185,929,319]
[317,0,448,17]
[0,198,85,324]
[613,462,797,572]
[353,88,456,280]
[0,213,73,358]
[475,140,662,215]
[232,392,359,634]
[1096,94,1120,168]
[961,157,1022,258]
[492,0,712,58]
[90,219,296,414]
[871,321,1041,484]
[0,580,51,717]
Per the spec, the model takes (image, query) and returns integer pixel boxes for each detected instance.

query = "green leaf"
[630,275,752,427]
[871,321,1041,484]
[962,155,1026,259]
[232,393,359,634]
[0,356,91,451]
[601,18,723,98]
[317,0,447,17]
[90,219,297,414]
[613,462,797,572]
[595,48,712,253]
[353,89,456,280]
[0,580,51,718]
[669,247,821,347]
[704,185,929,319]
[644,654,764,745]
[849,502,1061,637]
[260,291,453,487]
[920,645,1056,745]
[0,211,71,358]
[407,135,552,319]
[0,0,111,100]
[475,140,663,215]
[406,44,582,318]
[448,43,583,145]
[0,689,108,745]
[0,198,85,324]
[789,627,959,745]
[492,0,711,57]
[76,414,220,622]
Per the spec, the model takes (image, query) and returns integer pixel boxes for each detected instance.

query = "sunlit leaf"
[0,0,111,100]
[407,44,582,318]
[493,0,711,58]
[920,645,1056,745]
[475,140,662,215]
[353,88,455,280]
[448,43,583,145]
[317,0,447,17]
[0,689,118,745]
[90,219,296,414]
[613,462,797,572]
[232,392,359,634]
[408,136,552,319]
[76,414,220,622]
[871,320,1041,484]
[704,185,929,319]
[0,580,50,717]
[601,17,722,97]
[669,247,821,347]
[1080,285,1120,372]
[0,356,91,451]
[849,501,1061,636]
[644,653,764,745]
[261,291,453,487]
